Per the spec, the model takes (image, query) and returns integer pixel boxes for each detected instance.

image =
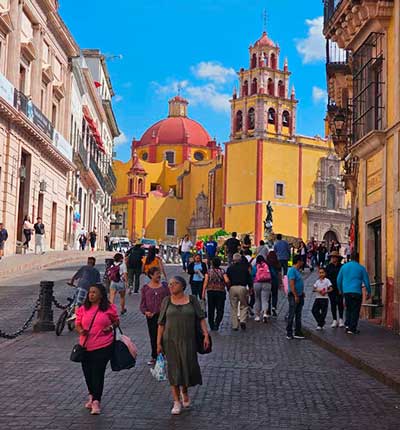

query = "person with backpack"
[126,243,145,294]
[202,257,227,331]
[108,253,128,315]
[253,255,271,323]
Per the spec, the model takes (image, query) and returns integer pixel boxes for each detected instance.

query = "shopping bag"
[110,327,136,371]
[150,354,167,381]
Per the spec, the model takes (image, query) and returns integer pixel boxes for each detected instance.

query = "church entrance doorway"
[323,230,338,245]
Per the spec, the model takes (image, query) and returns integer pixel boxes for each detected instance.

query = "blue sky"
[60,0,327,162]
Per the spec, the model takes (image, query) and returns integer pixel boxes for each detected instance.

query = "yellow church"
[112,31,350,245]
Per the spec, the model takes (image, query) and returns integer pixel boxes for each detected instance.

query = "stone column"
[30,24,43,105]
[6,0,23,87]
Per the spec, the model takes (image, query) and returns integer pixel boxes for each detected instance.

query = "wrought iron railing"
[77,138,88,168]
[324,0,344,27]
[90,157,106,190]
[107,165,117,189]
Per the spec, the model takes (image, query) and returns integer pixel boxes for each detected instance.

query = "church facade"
[112,31,350,244]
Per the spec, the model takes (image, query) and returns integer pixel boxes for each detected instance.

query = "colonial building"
[113,30,350,247]
[0,0,118,254]
[323,0,400,331]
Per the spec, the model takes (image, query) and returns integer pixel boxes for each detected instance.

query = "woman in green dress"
[157,275,210,415]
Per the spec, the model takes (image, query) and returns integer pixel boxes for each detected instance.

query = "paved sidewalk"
[0,250,113,280]
[285,271,400,394]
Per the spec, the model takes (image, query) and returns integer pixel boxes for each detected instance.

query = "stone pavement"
[0,249,113,280]
[1,264,400,429]
[296,271,400,394]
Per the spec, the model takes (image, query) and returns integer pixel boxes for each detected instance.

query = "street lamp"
[330,108,348,159]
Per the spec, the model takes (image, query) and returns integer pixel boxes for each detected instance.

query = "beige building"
[0,0,118,254]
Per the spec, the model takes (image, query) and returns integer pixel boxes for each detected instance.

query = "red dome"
[255,31,275,48]
[139,116,212,147]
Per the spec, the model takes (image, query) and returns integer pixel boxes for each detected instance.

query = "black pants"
[329,290,344,320]
[207,291,226,330]
[146,314,159,359]
[81,344,113,402]
[190,281,203,299]
[268,279,279,312]
[279,260,288,276]
[344,293,362,332]
[128,268,142,292]
[23,229,31,247]
[286,293,304,336]
[312,298,329,327]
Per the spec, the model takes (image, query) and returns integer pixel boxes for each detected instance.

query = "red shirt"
[76,304,119,351]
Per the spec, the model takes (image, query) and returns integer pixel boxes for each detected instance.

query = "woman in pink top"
[76,283,119,415]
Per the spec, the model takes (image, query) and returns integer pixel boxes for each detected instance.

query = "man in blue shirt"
[274,234,291,275]
[337,253,371,334]
[286,255,305,339]
[205,236,218,268]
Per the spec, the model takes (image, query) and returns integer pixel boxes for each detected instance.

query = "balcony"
[90,157,106,191]
[326,40,351,76]
[74,138,88,169]
[323,0,394,50]
[107,165,117,190]
[342,156,359,193]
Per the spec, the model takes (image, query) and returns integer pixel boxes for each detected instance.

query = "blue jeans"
[181,252,191,270]
[286,293,304,337]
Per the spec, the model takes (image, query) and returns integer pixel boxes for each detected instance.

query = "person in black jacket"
[187,253,207,299]
[325,251,344,328]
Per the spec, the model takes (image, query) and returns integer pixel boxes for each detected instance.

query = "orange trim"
[297,143,303,238]
[255,139,263,242]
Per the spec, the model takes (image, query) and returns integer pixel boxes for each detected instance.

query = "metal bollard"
[33,281,55,332]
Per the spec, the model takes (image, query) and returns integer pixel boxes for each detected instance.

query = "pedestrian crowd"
[69,231,371,417]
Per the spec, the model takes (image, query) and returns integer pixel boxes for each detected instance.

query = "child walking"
[312,268,333,330]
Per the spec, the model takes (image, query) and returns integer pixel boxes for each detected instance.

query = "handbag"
[110,326,136,371]
[70,308,99,363]
[190,296,212,355]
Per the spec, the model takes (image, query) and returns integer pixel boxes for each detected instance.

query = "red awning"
[82,106,106,153]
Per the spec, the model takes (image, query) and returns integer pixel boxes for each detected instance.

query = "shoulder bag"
[70,308,99,363]
[190,296,212,355]
[111,326,137,371]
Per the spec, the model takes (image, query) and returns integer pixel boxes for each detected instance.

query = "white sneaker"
[171,401,182,415]
[331,320,338,328]
[254,316,261,322]
[316,326,322,331]
[339,319,345,328]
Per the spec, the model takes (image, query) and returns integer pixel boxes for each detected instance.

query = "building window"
[51,103,58,128]
[327,184,336,209]
[251,78,257,95]
[282,110,290,127]
[248,107,255,129]
[242,80,248,97]
[251,53,257,69]
[353,32,384,143]
[128,178,133,194]
[270,52,277,69]
[141,152,148,161]
[278,80,285,98]
[166,218,176,236]
[268,108,276,125]
[194,151,204,161]
[267,78,274,96]
[150,182,160,191]
[19,65,26,93]
[236,110,243,131]
[275,181,285,198]
[138,178,144,194]
[164,151,175,165]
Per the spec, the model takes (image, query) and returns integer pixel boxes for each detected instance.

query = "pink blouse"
[76,304,119,351]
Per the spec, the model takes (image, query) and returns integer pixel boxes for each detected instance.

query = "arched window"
[278,80,285,98]
[138,178,144,195]
[236,110,243,132]
[329,165,335,177]
[263,53,268,66]
[242,80,248,97]
[267,78,274,96]
[268,108,276,125]
[251,78,257,95]
[270,52,277,69]
[327,184,336,210]
[282,111,290,127]
[128,178,133,194]
[251,53,257,69]
[248,108,255,129]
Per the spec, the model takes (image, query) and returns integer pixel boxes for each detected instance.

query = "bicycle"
[55,283,77,336]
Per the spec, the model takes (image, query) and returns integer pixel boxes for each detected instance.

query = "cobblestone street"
[1,261,400,430]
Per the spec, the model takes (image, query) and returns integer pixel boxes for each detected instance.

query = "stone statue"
[264,201,273,237]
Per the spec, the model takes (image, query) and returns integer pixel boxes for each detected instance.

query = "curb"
[0,252,112,281]
[303,326,400,395]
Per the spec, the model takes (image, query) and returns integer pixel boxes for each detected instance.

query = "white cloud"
[153,80,230,114]
[114,95,123,103]
[114,132,129,146]
[296,16,325,64]
[191,61,236,84]
[312,86,327,104]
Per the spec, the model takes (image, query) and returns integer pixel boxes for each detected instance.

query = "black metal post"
[33,281,55,332]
